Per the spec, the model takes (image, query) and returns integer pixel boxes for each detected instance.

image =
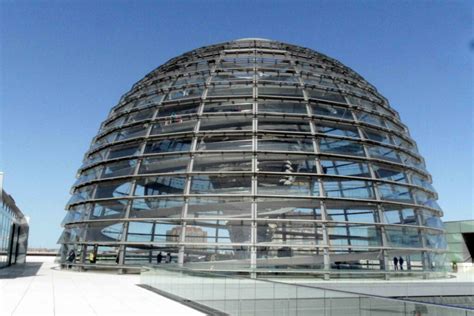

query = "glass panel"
[317,122,359,138]
[190,175,251,194]
[127,221,182,242]
[82,148,109,168]
[385,251,425,271]
[258,175,320,196]
[183,245,251,269]
[258,118,311,132]
[256,246,324,269]
[326,206,377,223]
[327,223,382,246]
[255,57,291,69]
[103,115,126,131]
[107,143,141,159]
[311,102,353,120]
[257,221,322,245]
[257,71,299,83]
[90,199,129,219]
[203,100,252,113]
[84,222,124,242]
[208,84,253,96]
[199,116,253,131]
[134,176,186,196]
[256,198,321,220]
[57,226,85,243]
[219,57,254,69]
[157,103,199,118]
[320,159,370,177]
[75,166,102,186]
[133,94,164,109]
[93,131,118,149]
[102,159,137,178]
[413,190,437,206]
[187,197,252,218]
[373,164,408,183]
[62,203,90,225]
[400,152,426,171]
[356,111,386,128]
[258,85,304,97]
[346,95,376,111]
[323,179,374,199]
[257,154,316,173]
[307,88,345,103]
[368,145,401,162]
[319,137,365,157]
[385,119,406,133]
[193,153,252,172]
[425,233,447,250]
[116,124,148,141]
[130,197,184,219]
[197,135,252,151]
[385,227,421,248]
[124,246,179,265]
[172,74,206,87]
[151,117,196,134]
[166,87,203,100]
[68,185,95,205]
[90,245,120,265]
[144,137,192,153]
[258,100,307,114]
[125,108,155,124]
[302,75,337,88]
[361,128,392,144]
[184,220,252,244]
[383,207,417,225]
[258,135,314,152]
[419,210,443,229]
[139,155,189,174]
[94,180,131,199]
[411,174,436,192]
[392,135,416,153]
[212,71,253,82]
[378,183,413,202]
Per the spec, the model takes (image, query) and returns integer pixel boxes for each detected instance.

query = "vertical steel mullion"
[290,51,331,278]
[417,211,430,273]
[250,49,258,277]
[178,52,224,266]
[361,130,390,275]
[118,118,154,266]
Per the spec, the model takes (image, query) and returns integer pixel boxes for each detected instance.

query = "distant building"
[167,226,207,243]
[444,220,473,266]
[0,173,29,268]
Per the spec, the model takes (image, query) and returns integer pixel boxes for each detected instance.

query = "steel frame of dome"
[58,39,447,278]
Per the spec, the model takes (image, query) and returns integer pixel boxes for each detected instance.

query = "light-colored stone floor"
[0,256,203,316]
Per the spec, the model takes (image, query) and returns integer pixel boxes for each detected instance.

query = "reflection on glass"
[190,175,252,194]
[321,159,370,177]
[319,138,365,156]
[258,175,320,196]
[324,179,374,199]
[144,137,192,153]
[258,136,313,152]
[134,176,186,196]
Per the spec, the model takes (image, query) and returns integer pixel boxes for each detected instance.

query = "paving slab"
[0,256,203,316]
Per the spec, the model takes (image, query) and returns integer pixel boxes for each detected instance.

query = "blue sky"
[1,0,472,248]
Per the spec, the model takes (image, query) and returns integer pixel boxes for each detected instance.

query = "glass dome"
[58,39,447,278]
